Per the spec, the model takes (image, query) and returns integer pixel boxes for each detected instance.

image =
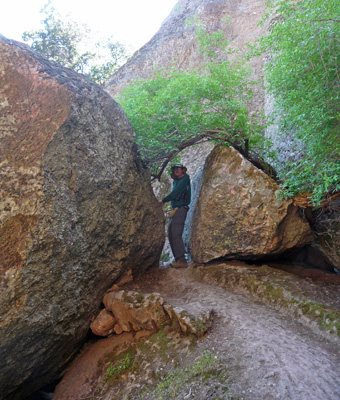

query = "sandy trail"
[135,266,340,400]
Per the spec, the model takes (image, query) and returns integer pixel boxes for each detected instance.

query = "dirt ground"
[131,264,340,400]
[53,263,340,400]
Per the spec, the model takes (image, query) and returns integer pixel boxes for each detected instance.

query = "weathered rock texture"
[91,288,212,338]
[0,36,164,400]
[264,92,304,170]
[190,147,313,263]
[90,309,117,336]
[103,290,168,333]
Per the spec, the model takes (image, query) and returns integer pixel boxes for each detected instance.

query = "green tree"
[256,0,340,204]
[118,23,266,179]
[22,2,129,85]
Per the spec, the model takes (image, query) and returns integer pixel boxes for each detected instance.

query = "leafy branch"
[118,22,268,180]
[22,2,129,85]
[255,0,340,205]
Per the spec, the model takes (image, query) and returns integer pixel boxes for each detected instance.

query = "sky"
[0,0,179,51]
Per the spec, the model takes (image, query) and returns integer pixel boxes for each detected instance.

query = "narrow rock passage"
[135,266,340,400]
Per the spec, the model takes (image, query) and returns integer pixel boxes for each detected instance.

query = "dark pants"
[168,206,188,262]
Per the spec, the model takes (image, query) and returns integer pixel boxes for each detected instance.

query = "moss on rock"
[193,262,340,340]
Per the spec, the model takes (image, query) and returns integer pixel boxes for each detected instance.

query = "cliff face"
[0,36,164,399]
[105,0,267,113]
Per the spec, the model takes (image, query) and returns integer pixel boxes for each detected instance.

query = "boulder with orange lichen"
[0,35,164,400]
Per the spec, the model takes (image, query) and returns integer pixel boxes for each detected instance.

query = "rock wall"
[264,92,304,170]
[0,36,164,399]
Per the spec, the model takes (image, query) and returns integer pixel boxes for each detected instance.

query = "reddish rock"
[0,36,164,399]
[90,310,116,337]
[53,331,153,400]
[103,290,168,332]
[114,323,124,335]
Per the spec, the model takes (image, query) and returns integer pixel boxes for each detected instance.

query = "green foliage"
[117,22,265,178]
[256,0,340,204]
[104,352,134,384]
[22,2,129,85]
[146,350,230,400]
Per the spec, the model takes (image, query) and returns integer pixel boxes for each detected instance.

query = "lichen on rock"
[190,146,313,263]
[0,36,164,400]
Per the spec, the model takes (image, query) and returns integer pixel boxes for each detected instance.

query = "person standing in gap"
[160,163,191,268]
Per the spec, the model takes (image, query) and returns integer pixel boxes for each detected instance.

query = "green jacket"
[162,174,191,209]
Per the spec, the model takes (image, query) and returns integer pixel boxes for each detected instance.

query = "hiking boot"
[171,260,188,269]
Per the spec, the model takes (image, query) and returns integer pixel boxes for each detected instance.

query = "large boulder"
[0,36,164,399]
[190,146,313,263]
